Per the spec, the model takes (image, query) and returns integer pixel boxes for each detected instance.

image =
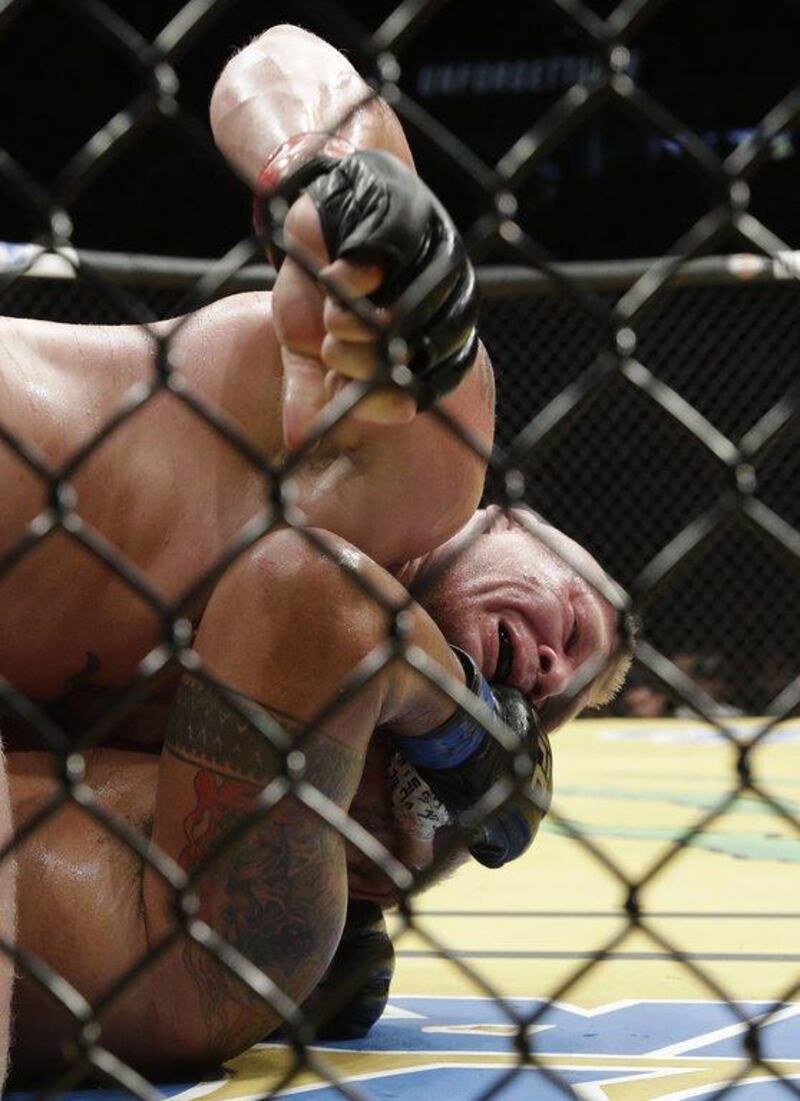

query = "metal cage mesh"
[0,0,798,1097]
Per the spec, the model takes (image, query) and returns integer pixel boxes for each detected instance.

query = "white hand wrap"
[388,751,451,840]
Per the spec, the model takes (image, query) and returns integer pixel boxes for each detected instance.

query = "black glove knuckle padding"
[301,149,479,407]
[416,685,553,870]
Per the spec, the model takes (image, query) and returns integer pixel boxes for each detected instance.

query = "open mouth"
[493,622,514,683]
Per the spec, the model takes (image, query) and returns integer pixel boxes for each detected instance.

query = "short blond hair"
[587,611,638,709]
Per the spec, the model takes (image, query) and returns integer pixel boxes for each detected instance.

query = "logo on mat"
[236,997,800,1100]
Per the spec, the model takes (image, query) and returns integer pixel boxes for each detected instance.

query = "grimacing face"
[345,508,630,906]
[410,506,627,732]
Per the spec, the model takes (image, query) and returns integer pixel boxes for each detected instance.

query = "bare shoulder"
[154,291,276,367]
[154,290,284,454]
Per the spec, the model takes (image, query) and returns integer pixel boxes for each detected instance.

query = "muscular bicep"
[150,290,492,568]
[298,340,494,568]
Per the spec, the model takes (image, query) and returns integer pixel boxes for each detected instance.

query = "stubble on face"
[413,507,627,727]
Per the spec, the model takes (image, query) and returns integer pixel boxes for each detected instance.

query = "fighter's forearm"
[210,25,492,567]
[210,24,413,186]
[152,688,363,1068]
[137,533,464,1066]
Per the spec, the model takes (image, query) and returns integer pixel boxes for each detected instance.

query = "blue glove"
[394,648,553,868]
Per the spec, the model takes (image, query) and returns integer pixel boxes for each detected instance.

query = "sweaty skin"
[0,24,625,1083]
[0,29,492,708]
[8,532,469,1077]
[8,741,436,1073]
[6,515,615,1078]
[0,28,492,1082]
[0,300,490,705]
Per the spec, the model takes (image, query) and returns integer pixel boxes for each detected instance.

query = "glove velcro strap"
[393,648,495,769]
[252,133,354,265]
[305,150,479,404]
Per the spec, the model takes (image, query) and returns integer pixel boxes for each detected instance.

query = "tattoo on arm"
[165,675,293,781]
[164,676,365,1058]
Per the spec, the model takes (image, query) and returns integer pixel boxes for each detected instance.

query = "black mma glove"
[394,648,553,869]
[298,899,395,1040]
[259,149,479,408]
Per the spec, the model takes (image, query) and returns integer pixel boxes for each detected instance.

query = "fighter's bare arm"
[0,25,491,601]
[84,530,465,1072]
[209,24,415,192]
[207,24,494,567]
[136,535,464,1069]
[9,523,548,1072]
[153,279,493,572]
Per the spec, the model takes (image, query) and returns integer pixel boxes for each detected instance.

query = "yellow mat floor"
[208,716,800,1100]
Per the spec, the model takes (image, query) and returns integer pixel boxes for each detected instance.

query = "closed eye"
[566,611,580,655]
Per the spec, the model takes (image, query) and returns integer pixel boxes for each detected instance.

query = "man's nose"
[536,644,571,701]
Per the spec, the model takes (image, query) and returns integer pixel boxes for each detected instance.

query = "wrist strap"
[393,648,496,769]
[253,131,354,244]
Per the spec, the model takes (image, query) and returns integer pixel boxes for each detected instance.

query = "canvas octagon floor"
[12,716,800,1101]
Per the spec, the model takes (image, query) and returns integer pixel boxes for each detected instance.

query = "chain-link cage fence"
[0,0,799,1098]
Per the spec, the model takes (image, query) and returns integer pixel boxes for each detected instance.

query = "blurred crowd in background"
[607,651,795,719]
